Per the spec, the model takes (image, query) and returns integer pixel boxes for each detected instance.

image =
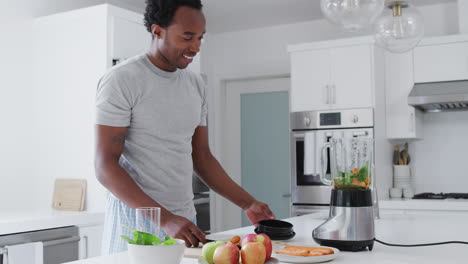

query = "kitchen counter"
[65,211,468,264]
[379,198,468,211]
[0,209,104,235]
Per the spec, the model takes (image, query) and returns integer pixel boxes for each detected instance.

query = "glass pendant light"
[320,0,385,31]
[374,1,424,53]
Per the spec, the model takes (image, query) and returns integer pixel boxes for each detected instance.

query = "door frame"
[214,75,290,230]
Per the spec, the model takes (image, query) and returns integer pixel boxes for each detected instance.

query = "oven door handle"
[320,143,332,185]
[44,235,81,247]
[293,133,305,138]
[352,131,369,137]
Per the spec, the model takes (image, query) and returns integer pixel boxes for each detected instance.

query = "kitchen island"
[66,210,468,264]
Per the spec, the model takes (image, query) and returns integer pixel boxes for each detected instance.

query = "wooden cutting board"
[184,246,203,259]
[52,179,86,211]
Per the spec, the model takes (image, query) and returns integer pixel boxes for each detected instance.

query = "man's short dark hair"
[144,0,203,32]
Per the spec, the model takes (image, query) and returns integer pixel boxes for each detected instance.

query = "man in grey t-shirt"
[95,0,274,253]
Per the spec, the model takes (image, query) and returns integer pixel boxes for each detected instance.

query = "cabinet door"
[414,42,468,83]
[290,49,331,112]
[331,45,373,109]
[385,51,422,139]
[79,225,104,259]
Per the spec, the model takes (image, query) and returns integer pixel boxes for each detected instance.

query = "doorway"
[224,77,291,227]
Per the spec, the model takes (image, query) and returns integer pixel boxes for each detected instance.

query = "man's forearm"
[194,153,255,210]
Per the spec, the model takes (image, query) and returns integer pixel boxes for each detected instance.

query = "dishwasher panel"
[0,226,80,264]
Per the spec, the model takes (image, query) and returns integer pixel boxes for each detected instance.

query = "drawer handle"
[44,235,81,247]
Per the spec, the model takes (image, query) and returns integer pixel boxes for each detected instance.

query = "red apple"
[241,242,266,264]
[241,234,272,260]
[240,234,257,246]
[213,243,240,264]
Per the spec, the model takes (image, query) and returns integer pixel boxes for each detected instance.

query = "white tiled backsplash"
[412,111,468,193]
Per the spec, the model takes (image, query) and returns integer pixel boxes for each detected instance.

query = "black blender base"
[314,238,374,252]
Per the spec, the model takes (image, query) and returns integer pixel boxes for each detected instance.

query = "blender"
[312,138,375,251]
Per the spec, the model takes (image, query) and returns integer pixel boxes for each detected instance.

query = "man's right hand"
[161,213,206,247]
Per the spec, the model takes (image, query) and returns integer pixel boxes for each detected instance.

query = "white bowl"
[128,239,185,264]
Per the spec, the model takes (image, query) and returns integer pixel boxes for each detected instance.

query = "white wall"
[0,1,144,212]
[31,5,111,212]
[411,112,468,193]
[205,2,459,231]
[0,2,37,210]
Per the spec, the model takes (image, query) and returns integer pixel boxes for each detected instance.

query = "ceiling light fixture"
[374,0,425,53]
[320,0,385,31]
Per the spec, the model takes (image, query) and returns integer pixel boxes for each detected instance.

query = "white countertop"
[379,198,468,211]
[66,211,468,264]
[0,209,105,235]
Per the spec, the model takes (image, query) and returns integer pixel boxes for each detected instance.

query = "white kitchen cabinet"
[414,36,468,83]
[385,51,423,139]
[79,224,104,259]
[290,49,330,111]
[288,39,374,112]
[331,45,374,109]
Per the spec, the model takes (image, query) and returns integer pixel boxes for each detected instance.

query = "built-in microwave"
[290,108,374,214]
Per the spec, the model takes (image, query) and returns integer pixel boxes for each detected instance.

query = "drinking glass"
[136,207,161,237]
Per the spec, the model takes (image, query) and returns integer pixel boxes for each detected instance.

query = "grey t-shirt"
[96,54,207,220]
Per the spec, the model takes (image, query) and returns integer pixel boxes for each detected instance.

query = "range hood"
[408,80,468,112]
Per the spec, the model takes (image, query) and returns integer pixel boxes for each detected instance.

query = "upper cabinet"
[386,35,468,139]
[385,51,423,139]
[289,49,330,111]
[331,45,374,110]
[414,36,468,83]
[288,38,375,112]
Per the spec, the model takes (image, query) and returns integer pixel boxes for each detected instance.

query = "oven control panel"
[291,108,373,130]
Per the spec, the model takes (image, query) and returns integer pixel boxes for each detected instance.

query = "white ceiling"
[126,0,456,33]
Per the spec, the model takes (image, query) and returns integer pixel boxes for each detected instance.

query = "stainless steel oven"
[290,108,374,215]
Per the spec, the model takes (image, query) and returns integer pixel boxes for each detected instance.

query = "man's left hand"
[244,200,275,226]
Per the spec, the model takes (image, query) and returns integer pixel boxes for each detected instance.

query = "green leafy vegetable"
[335,162,370,190]
[121,235,136,244]
[356,163,369,182]
[161,239,178,245]
[120,225,176,246]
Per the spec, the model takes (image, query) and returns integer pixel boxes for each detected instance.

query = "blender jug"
[320,138,374,190]
[313,138,375,251]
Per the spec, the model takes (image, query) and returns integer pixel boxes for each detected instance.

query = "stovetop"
[412,192,468,200]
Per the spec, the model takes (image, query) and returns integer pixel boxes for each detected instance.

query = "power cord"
[375,238,468,247]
